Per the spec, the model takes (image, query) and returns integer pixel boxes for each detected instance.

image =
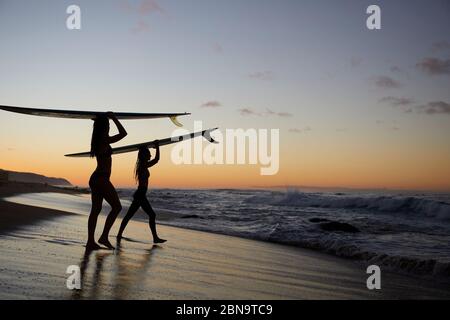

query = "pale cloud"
[416,101,450,115]
[350,57,362,68]
[390,66,403,74]
[120,0,164,15]
[131,20,150,34]
[211,42,223,54]
[265,108,293,118]
[379,96,414,107]
[248,71,275,81]
[375,120,400,130]
[201,101,222,108]
[238,108,261,116]
[431,41,450,53]
[372,76,401,89]
[416,57,450,75]
[289,127,311,134]
[120,0,165,34]
[237,108,292,117]
[138,0,164,15]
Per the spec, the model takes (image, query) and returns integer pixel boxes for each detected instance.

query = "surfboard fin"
[170,116,183,127]
[203,128,219,144]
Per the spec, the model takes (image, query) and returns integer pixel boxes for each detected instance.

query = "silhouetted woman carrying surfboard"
[87,112,127,251]
[117,143,166,244]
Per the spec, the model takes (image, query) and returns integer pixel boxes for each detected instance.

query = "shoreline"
[2,194,450,287]
[1,213,450,299]
[0,184,450,298]
[0,201,75,233]
[0,181,86,232]
[1,182,449,286]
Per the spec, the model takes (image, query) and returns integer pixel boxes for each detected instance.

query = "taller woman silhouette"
[86,112,127,251]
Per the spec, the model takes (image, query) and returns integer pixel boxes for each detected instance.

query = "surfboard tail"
[64,151,91,158]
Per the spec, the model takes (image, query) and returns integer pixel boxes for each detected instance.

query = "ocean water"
[5,188,450,278]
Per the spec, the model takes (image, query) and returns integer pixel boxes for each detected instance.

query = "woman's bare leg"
[117,199,141,238]
[86,192,103,251]
[98,181,122,249]
[141,198,166,243]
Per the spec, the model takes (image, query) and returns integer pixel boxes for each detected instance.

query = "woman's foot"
[98,236,115,250]
[116,234,123,246]
[153,237,167,244]
[85,241,101,251]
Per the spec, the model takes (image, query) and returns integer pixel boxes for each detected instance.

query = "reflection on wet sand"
[114,243,161,299]
[73,241,161,299]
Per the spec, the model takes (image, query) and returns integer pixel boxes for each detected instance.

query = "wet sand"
[0,181,82,232]
[0,200,74,232]
[1,208,450,299]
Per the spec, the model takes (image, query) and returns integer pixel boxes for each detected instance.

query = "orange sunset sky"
[0,1,449,191]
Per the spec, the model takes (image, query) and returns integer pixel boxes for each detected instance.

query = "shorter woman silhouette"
[117,142,166,243]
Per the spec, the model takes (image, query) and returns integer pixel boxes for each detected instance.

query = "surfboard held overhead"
[65,128,219,158]
[0,105,190,127]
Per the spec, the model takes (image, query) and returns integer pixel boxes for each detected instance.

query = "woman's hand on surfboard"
[106,111,116,120]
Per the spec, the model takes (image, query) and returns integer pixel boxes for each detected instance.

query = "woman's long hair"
[90,116,109,158]
[135,147,151,183]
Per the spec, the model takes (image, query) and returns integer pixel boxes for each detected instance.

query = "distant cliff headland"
[0,169,72,187]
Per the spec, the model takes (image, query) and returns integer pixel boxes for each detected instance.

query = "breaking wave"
[245,190,450,221]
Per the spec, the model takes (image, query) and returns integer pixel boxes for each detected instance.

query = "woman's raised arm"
[148,141,160,167]
[107,112,127,144]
